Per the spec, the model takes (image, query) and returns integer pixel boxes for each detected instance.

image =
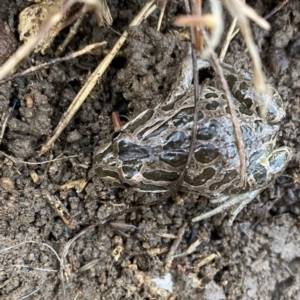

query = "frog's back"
[94,85,278,197]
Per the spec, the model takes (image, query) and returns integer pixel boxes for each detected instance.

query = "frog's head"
[94,132,167,192]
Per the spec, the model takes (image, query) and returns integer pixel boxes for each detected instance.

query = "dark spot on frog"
[205,100,219,110]
[159,150,187,167]
[239,105,253,116]
[226,74,238,89]
[184,167,215,186]
[143,170,179,182]
[229,183,250,195]
[209,169,238,191]
[194,143,219,163]
[163,131,186,151]
[122,182,132,188]
[251,164,268,185]
[172,107,204,128]
[161,102,175,111]
[205,93,219,99]
[118,140,152,161]
[122,164,143,179]
[233,82,254,110]
[197,119,220,140]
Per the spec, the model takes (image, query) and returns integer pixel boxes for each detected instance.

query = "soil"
[1,1,300,299]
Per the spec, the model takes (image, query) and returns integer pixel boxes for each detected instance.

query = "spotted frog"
[94,55,292,207]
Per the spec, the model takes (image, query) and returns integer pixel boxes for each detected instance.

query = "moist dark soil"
[1,1,300,299]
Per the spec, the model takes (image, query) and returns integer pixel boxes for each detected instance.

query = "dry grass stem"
[175,0,245,187]
[201,26,247,186]
[45,192,77,229]
[192,189,262,222]
[219,17,238,61]
[264,0,288,20]
[0,150,77,165]
[175,14,216,28]
[55,0,112,55]
[0,42,106,85]
[173,238,203,258]
[235,1,270,30]
[156,0,167,31]
[165,222,187,266]
[0,0,76,81]
[224,0,269,94]
[41,0,156,153]
[0,112,10,146]
[200,0,223,58]
[193,253,218,268]
[0,241,61,263]
[176,0,223,58]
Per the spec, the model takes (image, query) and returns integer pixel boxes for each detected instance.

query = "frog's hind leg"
[192,146,292,225]
[191,189,263,224]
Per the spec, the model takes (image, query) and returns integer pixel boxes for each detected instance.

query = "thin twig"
[224,0,269,94]
[156,0,167,31]
[0,42,106,85]
[0,151,77,165]
[164,0,204,193]
[165,222,187,265]
[55,4,88,56]
[202,28,247,186]
[0,0,77,81]
[219,17,238,61]
[19,288,42,300]
[264,0,288,20]
[0,112,10,145]
[0,241,61,263]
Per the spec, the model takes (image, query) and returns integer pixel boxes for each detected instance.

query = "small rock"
[66,130,82,143]
[8,139,34,158]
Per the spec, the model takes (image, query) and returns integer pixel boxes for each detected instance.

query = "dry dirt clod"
[18,0,67,54]
[0,20,17,65]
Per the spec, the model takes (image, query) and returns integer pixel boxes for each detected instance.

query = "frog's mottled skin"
[94,56,292,201]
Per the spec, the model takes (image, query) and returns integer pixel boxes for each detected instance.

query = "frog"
[93,52,292,222]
